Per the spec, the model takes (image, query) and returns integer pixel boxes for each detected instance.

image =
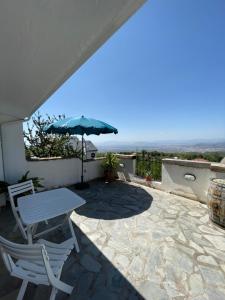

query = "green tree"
[24,112,81,159]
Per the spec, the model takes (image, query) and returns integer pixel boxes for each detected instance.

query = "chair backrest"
[8,180,35,239]
[0,234,44,273]
[0,235,55,286]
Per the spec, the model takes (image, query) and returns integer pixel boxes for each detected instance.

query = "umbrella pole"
[81,134,84,184]
[75,133,88,189]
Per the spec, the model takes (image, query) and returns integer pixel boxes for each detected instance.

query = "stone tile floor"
[1,180,225,299]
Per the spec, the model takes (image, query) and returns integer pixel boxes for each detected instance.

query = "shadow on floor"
[74,180,153,220]
[0,181,150,299]
[0,209,146,300]
[57,223,146,300]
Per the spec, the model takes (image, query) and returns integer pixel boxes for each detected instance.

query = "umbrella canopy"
[44,116,118,135]
[44,115,118,189]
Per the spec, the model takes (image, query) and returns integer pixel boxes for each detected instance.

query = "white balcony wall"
[2,121,225,202]
[27,158,104,189]
[0,120,136,188]
[0,120,104,187]
[161,159,225,203]
[27,158,81,188]
[82,159,104,183]
[117,154,136,174]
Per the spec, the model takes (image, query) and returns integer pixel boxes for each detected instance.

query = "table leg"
[27,225,33,244]
[68,214,80,253]
[32,223,38,235]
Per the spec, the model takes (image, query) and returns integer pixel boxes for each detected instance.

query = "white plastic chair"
[0,235,74,300]
[8,180,47,240]
[8,180,35,239]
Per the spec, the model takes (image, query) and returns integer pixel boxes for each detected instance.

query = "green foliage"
[136,150,225,181]
[136,153,162,181]
[145,170,152,177]
[0,181,9,194]
[24,112,81,159]
[18,171,43,190]
[179,152,225,162]
[101,153,120,172]
[96,152,106,158]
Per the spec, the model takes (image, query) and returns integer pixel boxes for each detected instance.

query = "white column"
[1,121,27,183]
[0,126,4,180]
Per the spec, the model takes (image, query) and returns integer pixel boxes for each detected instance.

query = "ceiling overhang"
[0,0,145,124]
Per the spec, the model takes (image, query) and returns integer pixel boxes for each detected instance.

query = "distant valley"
[95,139,225,153]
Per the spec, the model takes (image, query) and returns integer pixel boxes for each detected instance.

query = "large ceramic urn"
[208,178,225,227]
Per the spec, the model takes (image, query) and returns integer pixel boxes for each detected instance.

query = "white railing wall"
[27,155,136,189]
[27,157,104,189]
[161,159,225,203]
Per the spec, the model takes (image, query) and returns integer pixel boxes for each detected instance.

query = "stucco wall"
[27,157,104,188]
[1,121,27,183]
[82,159,104,182]
[0,127,4,181]
[161,159,225,203]
[0,120,135,188]
[116,154,136,181]
[27,155,137,188]
[117,154,136,174]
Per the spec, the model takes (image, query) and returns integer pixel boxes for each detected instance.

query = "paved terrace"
[1,180,225,300]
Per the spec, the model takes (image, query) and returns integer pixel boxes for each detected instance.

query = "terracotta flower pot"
[145,176,152,182]
[104,170,116,182]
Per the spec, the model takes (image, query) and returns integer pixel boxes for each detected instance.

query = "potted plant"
[18,171,44,191]
[0,181,9,209]
[145,170,152,182]
[102,153,120,182]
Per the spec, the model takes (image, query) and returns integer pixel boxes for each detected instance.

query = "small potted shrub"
[0,181,9,208]
[18,171,44,191]
[145,170,152,182]
[102,153,120,182]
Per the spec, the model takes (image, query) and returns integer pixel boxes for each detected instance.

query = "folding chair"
[0,235,74,300]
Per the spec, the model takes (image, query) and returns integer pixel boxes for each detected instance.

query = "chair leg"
[68,217,79,253]
[49,287,58,300]
[17,280,28,300]
[32,223,38,235]
[13,223,18,233]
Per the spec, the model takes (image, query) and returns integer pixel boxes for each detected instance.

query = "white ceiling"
[0,0,145,124]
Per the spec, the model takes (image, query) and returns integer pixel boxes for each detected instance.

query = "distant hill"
[95,139,225,153]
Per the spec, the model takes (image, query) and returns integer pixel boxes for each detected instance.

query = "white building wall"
[1,121,27,183]
[0,126,4,180]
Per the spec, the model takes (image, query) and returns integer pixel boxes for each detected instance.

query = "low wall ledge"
[210,163,225,173]
[28,157,103,162]
[162,158,211,169]
[116,153,136,159]
[28,156,64,161]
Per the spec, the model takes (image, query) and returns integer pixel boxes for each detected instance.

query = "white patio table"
[17,188,86,252]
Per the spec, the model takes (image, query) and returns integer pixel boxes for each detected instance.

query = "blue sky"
[34,0,225,144]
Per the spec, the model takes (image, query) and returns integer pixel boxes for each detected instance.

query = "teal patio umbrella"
[44,116,118,188]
